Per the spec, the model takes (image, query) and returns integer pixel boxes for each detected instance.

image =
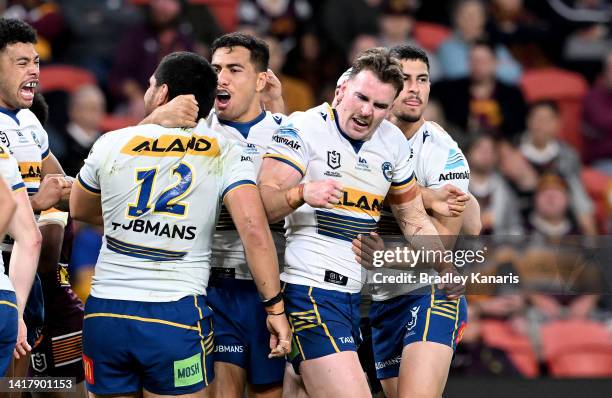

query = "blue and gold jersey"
[207,110,286,280]
[0,145,25,292]
[0,108,49,196]
[265,103,416,293]
[77,120,256,302]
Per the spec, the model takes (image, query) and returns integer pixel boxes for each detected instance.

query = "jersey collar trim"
[332,108,365,154]
[0,107,20,125]
[218,110,266,139]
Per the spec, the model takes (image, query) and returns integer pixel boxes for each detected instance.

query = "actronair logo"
[439,171,470,181]
[272,135,301,150]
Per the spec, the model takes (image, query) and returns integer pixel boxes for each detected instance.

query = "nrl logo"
[406,306,420,331]
[327,150,341,170]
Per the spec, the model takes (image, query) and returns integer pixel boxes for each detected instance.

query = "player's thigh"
[300,351,370,398]
[379,377,398,398]
[247,382,282,398]
[397,342,453,398]
[282,363,308,398]
[207,362,246,398]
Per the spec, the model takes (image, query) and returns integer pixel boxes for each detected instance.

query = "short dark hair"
[349,47,404,98]
[211,32,269,72]
[30,92,49,126]
[471,37,496,55]
[390,44,430,72]
[154,51,217,120]
[529,100,559,115]
[0,18,37,52]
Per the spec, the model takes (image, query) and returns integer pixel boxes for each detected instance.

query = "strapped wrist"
[285,183,305,209]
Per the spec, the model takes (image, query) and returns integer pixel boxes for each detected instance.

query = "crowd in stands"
[3,0,610,379]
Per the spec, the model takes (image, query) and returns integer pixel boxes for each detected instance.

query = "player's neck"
[232,100,264,123]
[396,117,425,140]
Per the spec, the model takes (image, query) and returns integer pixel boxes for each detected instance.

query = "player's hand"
[32,174,72,211]
[13,317,31,359]
[303,180,343,209]
[146,94,199,128]
[437,265,465,300]
[266,313,292,358]
[261,69,283,105]
[431,185,469,217]
[353,232,385,269]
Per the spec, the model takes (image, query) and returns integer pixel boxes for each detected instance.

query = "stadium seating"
[520,68,589,156]
[540,320,612,377]
[413,22,451,52]
[581,167,611,233]
[99,115,141,133]
[480,319,540,377]
[38,65,97,93]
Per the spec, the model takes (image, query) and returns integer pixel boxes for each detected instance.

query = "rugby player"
[71,51,291,397]
[354,45,473,398]
[0,144,41,375]
[257,48,461,397]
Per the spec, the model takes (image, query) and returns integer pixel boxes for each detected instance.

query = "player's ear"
[156,83,169,106]
[255,71,267,93]
[334,82,347,107]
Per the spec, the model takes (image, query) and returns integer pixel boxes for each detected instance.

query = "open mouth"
[20,81,37,101]
[352,117,369,129]
[215,89,231,109]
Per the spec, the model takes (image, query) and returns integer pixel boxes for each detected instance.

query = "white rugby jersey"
[373,120,471,300]
[207,110,286,280]
[77,120,256,302]
[264,103,416,293]
[0,108,49,196]
[0,145,25,292]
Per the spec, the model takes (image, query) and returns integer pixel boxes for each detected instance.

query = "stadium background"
[4,0,611,396]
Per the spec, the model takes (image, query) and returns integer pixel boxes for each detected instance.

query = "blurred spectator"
[238,0,313,47]
[320,0,381,54]
[487,0,551,68]
[437,0,523,84]
[559,0,611,82]
[109,0,194,119]
[58,0,141,83]
[423,98,468,147]
[50,85,105,177]
[264,35,314,114]
[466,134,524,235]
[450,305,523,376]
[582,51,612,174]
[518,101,596,234]
[3,0,67,62]
[526,174,581,237]
[433,39,527,141]
[377,0,442,81]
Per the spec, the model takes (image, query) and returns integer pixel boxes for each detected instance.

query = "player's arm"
[37,211,67,275]
[461,195,482,235]
[0,178,16,237]
[258,159,343,223]
[388,184,464,298]
[69,181,103,226]
[31,152,72,212]
[420,185,469,217]
[140,94,199,128]
[224,184,292,357]
[8,189,42,318]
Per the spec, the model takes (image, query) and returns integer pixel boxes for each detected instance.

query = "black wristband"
[262,291,283,307]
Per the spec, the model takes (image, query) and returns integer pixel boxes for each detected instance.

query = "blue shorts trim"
[283,283,361,373]
[0,290,17,376]
[370,286,468,380]
[207,278,285,385]
[83,295,214,395]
